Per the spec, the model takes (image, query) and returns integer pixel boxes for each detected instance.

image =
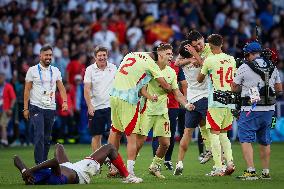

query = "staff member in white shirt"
[84,46,117,152]
[23,44,68,164]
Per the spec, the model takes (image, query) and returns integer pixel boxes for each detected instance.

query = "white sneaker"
[205,167,225,176]
[122,174,143,183]
[173,161,183,176]
[200,151,212,164]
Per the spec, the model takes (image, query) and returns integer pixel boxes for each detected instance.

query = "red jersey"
[167,62,185,109]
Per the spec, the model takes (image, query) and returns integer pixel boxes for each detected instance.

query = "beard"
[42,59,51,67]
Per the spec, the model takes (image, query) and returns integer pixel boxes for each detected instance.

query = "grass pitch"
[1,143,284,189]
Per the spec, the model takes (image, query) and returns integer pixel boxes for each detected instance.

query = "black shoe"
[164,161,174,170]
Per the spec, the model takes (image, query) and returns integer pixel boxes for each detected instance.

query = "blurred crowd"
[0,0,284,146]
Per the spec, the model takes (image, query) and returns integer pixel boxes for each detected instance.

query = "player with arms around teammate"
[197,34,236,176]
[108,49,172,176]
[174,30,213,176]
[136,43,194,179]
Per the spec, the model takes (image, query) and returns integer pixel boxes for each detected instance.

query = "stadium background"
[0,0,284,147]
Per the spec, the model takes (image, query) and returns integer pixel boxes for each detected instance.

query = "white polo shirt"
[25,63,62,110]
[84,62,117,110]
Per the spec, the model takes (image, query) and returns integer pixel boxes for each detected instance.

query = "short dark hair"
[186,30,203,44]
[40,44,53,53]
[207,34,223,47]
[94,46,108,57]
[178,40,193,58]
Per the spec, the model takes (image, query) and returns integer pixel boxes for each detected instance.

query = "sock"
[110,153,129,177]
[177,161,183,167]
[219,133,233,163]
[200,126,211,151]
[247,167,255,172]
[127,160,135,175]
[209,133,222,168]
[151,155,163,167]
[262,169,269,174]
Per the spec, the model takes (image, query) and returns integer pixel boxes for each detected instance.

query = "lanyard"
[37,64,53,91]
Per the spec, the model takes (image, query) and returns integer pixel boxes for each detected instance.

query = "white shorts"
[60,157,100,184]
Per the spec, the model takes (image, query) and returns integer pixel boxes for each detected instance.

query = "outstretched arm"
[175,55,198,67]
[173,89,195,111]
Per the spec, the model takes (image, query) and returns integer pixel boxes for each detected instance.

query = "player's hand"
[184,44,198,57]
[62,101,68,111]
[22,169,34,184]
[185,103,195,111]
[23,110,29,120]
[151,94,158,102]
[88,106,95,116]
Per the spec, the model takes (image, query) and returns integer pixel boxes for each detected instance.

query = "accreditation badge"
[41,90,53,106]
[248,87,260,103]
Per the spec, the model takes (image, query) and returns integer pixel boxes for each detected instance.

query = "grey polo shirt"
[233,60,281,111]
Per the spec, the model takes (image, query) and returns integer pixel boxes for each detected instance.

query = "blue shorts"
[89,108,111,135]
[33,168,68,185]
[237,111,274,145]
[185,98,208,128]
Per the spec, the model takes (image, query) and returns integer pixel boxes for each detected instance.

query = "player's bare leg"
[91,135,102,152]
[149,137,170,179]
[107,129,123,177]
[136,134,147,157]
[174,128,194,175]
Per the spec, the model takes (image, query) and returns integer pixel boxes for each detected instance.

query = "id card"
[41,91,53,106]
[248,87,260,103]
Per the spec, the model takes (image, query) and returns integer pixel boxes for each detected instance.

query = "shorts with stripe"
[110,96,140,135]
[206,107,233,131]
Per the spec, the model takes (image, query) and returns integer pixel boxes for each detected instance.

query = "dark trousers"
[152,108,179,161]
[177,108,185,138]
[29,105,55,164]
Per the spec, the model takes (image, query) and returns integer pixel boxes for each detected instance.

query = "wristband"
[21,168,26,173]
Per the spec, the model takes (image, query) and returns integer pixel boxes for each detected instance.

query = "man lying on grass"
[13,143,142,185]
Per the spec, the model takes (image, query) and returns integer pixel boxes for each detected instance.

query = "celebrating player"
[197,34,236,176]
[136,43,194,179]
[108,49,172,176]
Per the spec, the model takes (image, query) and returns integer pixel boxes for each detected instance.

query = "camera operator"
[231,41,283,180]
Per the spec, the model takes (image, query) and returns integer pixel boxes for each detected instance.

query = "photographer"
[231,42,283,180]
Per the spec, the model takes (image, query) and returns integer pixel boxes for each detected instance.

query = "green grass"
[1,143,284,189]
